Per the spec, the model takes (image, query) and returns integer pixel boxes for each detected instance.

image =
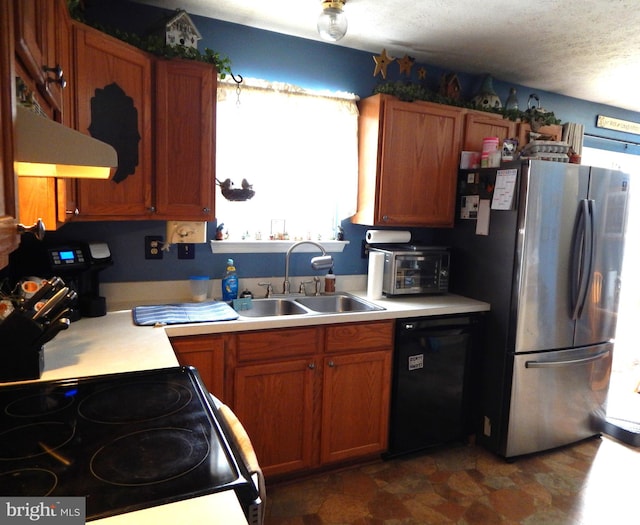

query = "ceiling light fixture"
[317,0,348,42]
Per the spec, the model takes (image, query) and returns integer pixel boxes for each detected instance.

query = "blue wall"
[36,0,640,284]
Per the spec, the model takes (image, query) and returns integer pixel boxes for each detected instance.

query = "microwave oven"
[369,245,449,296]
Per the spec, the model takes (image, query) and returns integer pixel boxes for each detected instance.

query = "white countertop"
[164,292,490,337]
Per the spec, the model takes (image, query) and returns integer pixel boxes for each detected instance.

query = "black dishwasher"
[386,314,483,457]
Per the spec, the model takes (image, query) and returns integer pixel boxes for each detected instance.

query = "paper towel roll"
[366,230,411,244]
[367,252,385,299]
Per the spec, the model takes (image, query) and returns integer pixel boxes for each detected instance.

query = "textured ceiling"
[135,0,640,113]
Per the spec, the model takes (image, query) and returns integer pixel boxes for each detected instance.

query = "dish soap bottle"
[222,258,238,301]
[324,268,336,294]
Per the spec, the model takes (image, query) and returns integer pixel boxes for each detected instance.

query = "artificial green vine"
[67,0,233,78]
[373,81,561,127]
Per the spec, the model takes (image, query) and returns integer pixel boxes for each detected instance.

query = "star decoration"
[398,55,415,76]
[418,67,427,80]
[373,49,395,79]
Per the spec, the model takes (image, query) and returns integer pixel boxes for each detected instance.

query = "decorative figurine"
[472,75,502,109]
[373,49,395,79]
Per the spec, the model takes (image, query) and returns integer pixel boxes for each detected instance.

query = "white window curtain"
[215,78,359,241]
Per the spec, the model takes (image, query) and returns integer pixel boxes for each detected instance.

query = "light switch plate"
[177,243,195,259]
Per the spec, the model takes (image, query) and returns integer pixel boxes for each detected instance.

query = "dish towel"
[218,403,266,525]
[132,301,239,326]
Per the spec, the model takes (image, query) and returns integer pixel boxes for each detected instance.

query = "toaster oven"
[369,245,450,296]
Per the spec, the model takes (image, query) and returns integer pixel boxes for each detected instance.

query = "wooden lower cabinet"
[234,358,317,477]
[320,350,391,464]
[171,321,394,479]
[170,334,226,401]
[231,321,393,479]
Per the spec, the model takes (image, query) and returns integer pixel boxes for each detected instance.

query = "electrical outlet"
[166,221,207,244]
[145,236,163,260]
[178,243,195,259]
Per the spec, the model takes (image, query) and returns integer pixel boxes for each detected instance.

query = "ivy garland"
[373,81,561,127]
[67,0,233,78]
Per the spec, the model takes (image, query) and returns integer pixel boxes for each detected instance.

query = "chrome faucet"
[283,240,333,294]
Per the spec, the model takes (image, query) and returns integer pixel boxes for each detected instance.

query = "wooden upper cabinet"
[14,0,74,231]
[463,111,517,151]
[74,23,153,220]
[1,0,20,269]
[14,0,63,114]
[353,94,464,228]
[154,59,216,220]
[517,122,564,145]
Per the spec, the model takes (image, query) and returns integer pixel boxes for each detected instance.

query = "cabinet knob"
[203,207,210,213]
[308,363,316,370]
[382,215,389,222]
[66,208,80,216]
[328,361,335,368]
[43,64,67,89]
[17,218,46,241]
[147,206,156,213]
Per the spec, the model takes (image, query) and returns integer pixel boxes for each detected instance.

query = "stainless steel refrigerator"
[448,159,630,458]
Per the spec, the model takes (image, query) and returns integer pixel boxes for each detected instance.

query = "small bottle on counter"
[324,268,336,294]
[221,258,238,301]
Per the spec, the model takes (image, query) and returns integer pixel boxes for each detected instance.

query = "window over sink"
[215,78,359,242]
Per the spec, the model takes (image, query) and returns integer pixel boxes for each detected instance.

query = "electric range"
[0,367,258,521]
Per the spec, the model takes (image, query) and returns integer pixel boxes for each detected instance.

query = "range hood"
[14,104,118,179]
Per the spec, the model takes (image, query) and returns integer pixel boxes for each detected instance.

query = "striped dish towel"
[132,301,239,326]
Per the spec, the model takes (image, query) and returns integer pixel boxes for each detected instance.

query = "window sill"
[209,240,349,254]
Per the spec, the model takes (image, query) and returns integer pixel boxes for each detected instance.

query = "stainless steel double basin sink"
[236,293,385,318]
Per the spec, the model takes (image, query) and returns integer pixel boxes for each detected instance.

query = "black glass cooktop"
[0,366,254,521]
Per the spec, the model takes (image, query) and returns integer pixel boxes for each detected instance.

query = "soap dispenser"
[324,268,336,294]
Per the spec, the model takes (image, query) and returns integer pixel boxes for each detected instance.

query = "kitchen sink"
[296,294,385,313]
[235,293,385,317]
[236,298,309,317]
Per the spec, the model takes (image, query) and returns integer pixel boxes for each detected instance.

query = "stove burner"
[0,468,58,496]
[6,392,74,418]
[0,422,75,460]
[90,426,210,486]
[78,382,192,424]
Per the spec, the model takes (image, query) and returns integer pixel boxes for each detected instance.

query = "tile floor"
[264,435,639,524]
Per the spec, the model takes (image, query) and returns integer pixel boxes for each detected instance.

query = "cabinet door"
[14,0,63,113]
[463,111,516,152]
[154,59,215,220]
[378,99,463,227]
[171,335,226,401]
[233,358,317,477]
[321,350,391,464]
[74,24,153,219]
[0,0,19,269]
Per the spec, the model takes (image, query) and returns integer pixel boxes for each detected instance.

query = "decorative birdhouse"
[439,73,462,101]
[164,9,202,49]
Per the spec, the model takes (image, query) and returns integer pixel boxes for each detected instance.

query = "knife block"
[0,312,45,382]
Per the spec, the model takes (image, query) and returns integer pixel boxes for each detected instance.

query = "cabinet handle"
[203,207,210,213]
[66,208,80,216]
[17,218,46,241]
[147,206,156,213]
[328,361,335,367]
[308,363,316,370]
[43,64,67,89]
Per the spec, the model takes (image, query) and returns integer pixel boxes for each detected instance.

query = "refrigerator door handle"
[525,348,610,368]
[570,199,594,320]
